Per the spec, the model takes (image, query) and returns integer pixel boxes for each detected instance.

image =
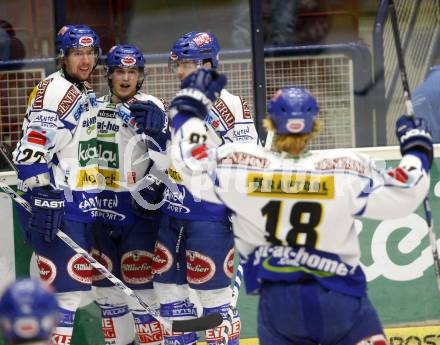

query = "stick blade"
[172,312,223,332]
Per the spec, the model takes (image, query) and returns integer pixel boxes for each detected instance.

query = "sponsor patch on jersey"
[91,249,113,282]
[79,36,94,47]
[221,151,270,168]
[97,120,120,134]
[67,254,92,284]
[286,119,305,133]
[121,55,136,67]
[98,109,117,119]
[79,139,119,168]
[193,33,212,46]
[27,130,47,146]
[52,333,72,345]
[223,248,235,279]
[33,113,58,129]
[314,157,367,175]
[247,173,335,199]
[151,242,173,275]
[58,85,80,118]
[121,250,154,284]
[136,319,163,343]
[102,317,116,340]
[32,78,53,109]
[186,250,216,284]
[36,255,56,285]
[76,167,120,189]
[240,97,252,119]
[213,98,235,129]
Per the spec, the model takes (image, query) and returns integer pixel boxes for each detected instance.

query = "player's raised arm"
[353,115,432,220]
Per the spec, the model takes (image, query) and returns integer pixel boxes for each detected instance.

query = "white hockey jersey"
[170,116,430,296]
[160,89,259,221]
[13,70,101,222]
[93,93,165,224]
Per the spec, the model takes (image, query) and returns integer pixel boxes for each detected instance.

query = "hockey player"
[12,25,101,344]
[0,279,58,345]
[132,32,258,345]
[149,68,432,345]
[93,44,166,345]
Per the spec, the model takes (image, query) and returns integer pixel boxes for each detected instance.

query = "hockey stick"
[388,0,440,292]
[0,143,16,171]
[0,181,222,332]
[0,150,222,332]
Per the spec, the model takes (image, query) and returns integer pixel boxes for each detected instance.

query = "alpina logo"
[186,250,215,284]
[37,255,56,285]
[121,56,136,66]
[79,36,93,46]
[67,254,92,284]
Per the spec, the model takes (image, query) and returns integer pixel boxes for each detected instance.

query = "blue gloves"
[170,68,227,120]
[130,101,169,151]
[29,187,65,242]
[396,115,433,171]
[130,101,168,136]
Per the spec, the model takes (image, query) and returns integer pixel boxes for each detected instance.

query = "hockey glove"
[130,100,168,135]
[396,115,433,171]
[170,68,227,120]
[29,187,65,242]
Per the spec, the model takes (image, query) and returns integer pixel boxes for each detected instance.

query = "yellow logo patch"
[76,168,120,188]
[247,173,334,199]
[168,166,183,183]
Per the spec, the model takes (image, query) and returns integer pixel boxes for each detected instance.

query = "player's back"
[215,145,369,262]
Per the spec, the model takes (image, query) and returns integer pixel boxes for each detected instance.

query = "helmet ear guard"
[268,87,319,135]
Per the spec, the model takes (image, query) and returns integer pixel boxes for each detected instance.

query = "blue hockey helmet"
[56,24,100,57]
[169,31,220,69]
[106,44,145,71]
[268,87,319,135]
[0,279,58,343]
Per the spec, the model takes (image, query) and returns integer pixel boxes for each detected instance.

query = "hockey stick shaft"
[231,263,243,309]
[0,150,221,331]
[0,143,16,172]
[388,0,440,291]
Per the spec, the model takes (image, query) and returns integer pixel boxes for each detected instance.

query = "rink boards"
[1,145,440,344]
